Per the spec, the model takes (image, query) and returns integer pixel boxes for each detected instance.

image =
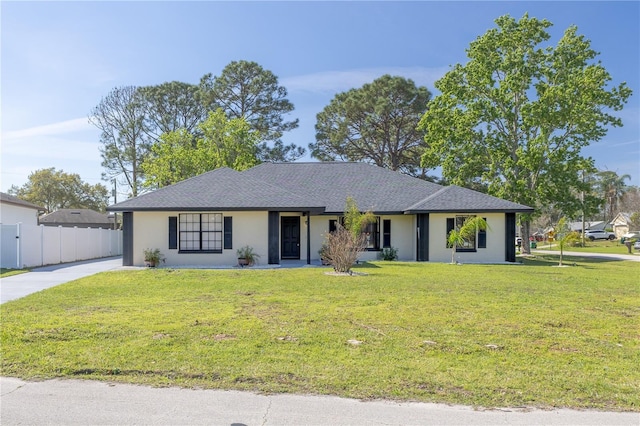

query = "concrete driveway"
[1,377,638,426]
[0,256,123,304]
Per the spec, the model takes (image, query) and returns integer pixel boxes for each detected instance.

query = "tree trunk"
[521,221,532,254]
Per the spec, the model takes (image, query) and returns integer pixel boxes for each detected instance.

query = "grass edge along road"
[1,256,638,411]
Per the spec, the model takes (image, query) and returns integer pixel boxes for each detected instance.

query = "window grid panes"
[179,213,223,252]
[456,215,476,251]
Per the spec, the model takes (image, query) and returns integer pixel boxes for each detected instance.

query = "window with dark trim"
[383,219,391,248]
[364,217,380,250]
[179,213,223,253]
[447,215,480,252]
[329,219,337,233]
[478,217,487,248]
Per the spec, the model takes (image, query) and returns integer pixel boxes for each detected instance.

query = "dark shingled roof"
[243,162,443,213]
[39,209,112,227]
[107,162,533,214]
[405,185,533,213]
[108,167,326,212]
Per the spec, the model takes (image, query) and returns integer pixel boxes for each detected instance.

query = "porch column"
[505,213,516,262]
[306,212,311,265]
[268,211,280,264]
[122,212,133,266]
[417,213,429,261]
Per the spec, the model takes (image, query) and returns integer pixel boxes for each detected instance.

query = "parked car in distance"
[635,240,640,251]
[584,229,616,240]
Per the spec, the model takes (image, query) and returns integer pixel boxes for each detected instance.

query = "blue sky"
[2,1,639,200]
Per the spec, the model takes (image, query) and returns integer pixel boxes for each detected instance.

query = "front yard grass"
[1,258,638,411]
[0,268,29,278]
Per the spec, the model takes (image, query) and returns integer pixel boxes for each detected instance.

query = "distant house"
[611,212,637,238]
[39,209,113,229]
[107,162,533,267]
[0,192,45,226]
[568,221,606,233]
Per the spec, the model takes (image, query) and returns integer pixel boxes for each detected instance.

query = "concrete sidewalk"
[1,377,637,426]
[531,250,640,262]
[0,256,123,304]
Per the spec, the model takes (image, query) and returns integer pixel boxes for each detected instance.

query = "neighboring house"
[568,221,605,233]
[107,162,534,267]
[0,192,45,226]
[611,212,636,238]
[39,209,113,229]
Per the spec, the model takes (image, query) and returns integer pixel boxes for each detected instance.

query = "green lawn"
[1,257,638,411]
[0,268,28,278]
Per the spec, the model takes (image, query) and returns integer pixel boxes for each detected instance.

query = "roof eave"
[107,206,327,214]
[404,208,535,214]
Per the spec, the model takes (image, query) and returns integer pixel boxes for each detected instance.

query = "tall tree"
[8,168,109,213]
[419,14,632,252]
[312,75,432,177]
[596,170,630,221]
[619,186,640,215]
[89,86,150,197]
[140,109,260,188]
[199,60,303,162]
[138,81,207,141]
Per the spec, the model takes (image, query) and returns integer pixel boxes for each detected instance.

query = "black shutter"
[383,219,391,248]
[478,217,487,248]
[224,216,232,250]
[168,216,177,249]
[446,218,454,248]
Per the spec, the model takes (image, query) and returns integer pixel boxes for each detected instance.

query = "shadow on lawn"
[520,254,625,268]
[352,262,381,269]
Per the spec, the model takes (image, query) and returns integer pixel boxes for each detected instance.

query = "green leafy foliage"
[141,109,260,188]
[9,168,109,213]
[323,197,377,273]
[138,81,207,141]
[312,75,431,177]
[553,217,582,266]
[447,216,489,264]
[199,60,303,162]
[377,247,398,261]
[596,170,631,221]
[419,14,632,249]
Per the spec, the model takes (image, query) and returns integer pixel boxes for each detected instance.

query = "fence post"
[59,226,63,264]
[16,222,21,269]
[40,224,44,267]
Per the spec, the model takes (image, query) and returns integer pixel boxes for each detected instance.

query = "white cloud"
[282,66,450,95]
[3,118,93,140]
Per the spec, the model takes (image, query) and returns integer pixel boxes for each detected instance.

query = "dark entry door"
[281,216,301,259]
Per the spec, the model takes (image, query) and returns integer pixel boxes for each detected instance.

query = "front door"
[281,216,300,259]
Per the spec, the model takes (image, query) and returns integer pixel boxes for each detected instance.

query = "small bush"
[378,247,398,261]
[323,224,367,273]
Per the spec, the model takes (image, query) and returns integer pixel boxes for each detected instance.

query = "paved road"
[0,256,123,304]
[1,377,637,426]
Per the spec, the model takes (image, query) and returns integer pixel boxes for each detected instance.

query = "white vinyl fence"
[0,223,122,269]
